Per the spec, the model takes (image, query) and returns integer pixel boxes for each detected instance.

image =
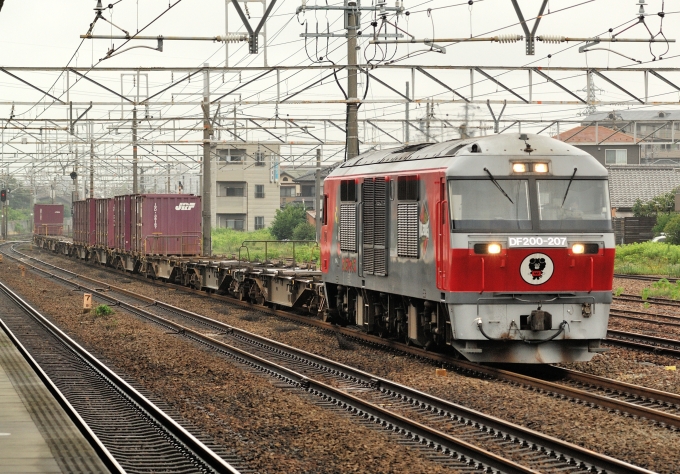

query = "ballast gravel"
[8,248,680,473]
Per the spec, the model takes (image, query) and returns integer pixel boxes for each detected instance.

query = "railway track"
[614,274,680,283]
[3,241,667,473]
[614,293,680,308]
[0,277,242,473]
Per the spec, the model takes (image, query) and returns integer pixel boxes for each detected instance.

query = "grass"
[642,278,680,300]
[93,304,114,317]
[614,241,680,278]
[211,228,320,265]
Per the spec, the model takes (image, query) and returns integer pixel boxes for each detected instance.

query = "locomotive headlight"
[487,243,502,254]
[512,163,527,173]
[572,244,585,254]
[533,163,549,173]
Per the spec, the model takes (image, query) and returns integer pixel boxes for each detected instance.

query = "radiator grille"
[363,177,387,276]
[397,203,419,258]
[340,204,356,252]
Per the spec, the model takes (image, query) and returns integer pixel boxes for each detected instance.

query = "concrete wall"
[574,144,640,166]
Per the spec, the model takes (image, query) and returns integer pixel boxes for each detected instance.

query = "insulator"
[494,34,523,44]
[539,35,566,44]
[216,33,249,43]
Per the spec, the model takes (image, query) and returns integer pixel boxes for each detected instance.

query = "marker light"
[488,243,502,254]
[572,244,585,254]
[533,163,549,173]
[512,163,527,173]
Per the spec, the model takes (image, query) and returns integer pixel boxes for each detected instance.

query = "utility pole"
[202,63,212,256]
[315,148,321,241]
[132,108,138,193]
[346,2,359,161]
[425,101,431,142]
[405,81,410,144]
[74,147,79,200]
[90,128,94,199]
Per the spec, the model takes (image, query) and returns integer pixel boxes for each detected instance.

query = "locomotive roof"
[328,133,607,178]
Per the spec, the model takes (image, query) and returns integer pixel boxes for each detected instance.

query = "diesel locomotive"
[320,133,614,363]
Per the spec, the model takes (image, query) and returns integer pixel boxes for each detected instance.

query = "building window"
[605,149,627,165]
[280,186,296,197]
[301,185,315,197]
[255,151,265,166]
[254,216,265,230]
[217,148,246,163]
[218,214,246,230]
[217,182,245,197]
[255,184,265,198]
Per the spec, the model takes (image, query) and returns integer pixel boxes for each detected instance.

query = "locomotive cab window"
[448,179,531,230]
[537,179,611,231]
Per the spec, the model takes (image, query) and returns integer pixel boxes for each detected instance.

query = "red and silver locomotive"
[320,133,614,363]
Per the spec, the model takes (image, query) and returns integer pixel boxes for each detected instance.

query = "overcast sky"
[0,0,679,180]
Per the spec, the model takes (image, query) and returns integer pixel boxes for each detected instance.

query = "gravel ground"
[2,250,456,474]
[11,247,680,473]
[558,276,680,399]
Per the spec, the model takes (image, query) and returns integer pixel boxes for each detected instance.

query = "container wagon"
[34,204,64,236]
[73,199,96,246]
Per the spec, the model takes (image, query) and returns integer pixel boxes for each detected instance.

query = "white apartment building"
[213,143,281,231]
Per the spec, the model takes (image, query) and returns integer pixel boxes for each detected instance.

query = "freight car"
[34,193,324,315]
[321,133,614,363]
[34,204,64,236]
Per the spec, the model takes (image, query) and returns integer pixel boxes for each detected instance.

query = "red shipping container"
[34,204,64,236]
[73,199,96,246]
[95,198,115,248]
[131,194,201,256]
[114,195,132,252]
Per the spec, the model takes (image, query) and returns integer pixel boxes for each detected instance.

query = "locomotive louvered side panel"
[397,203,419,258]
[362,179,374,245]
[374,178,387,247]
[340,204,356,252]
[363,247,375,274]
[362,177,388,276]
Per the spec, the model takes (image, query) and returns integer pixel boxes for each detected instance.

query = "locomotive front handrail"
[476,294,597,315]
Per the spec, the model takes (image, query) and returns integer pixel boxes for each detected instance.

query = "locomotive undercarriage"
[325,283,452,349]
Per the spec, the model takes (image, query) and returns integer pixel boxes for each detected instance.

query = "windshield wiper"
[561,167,578,207]
[483,168,514,204]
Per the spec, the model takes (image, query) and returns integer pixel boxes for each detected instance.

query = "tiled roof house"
[608,165,680,215]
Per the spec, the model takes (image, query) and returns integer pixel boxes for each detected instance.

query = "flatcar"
[320,133,614,363]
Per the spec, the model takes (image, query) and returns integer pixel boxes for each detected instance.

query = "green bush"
[292,222,316,241]
[93,305,113,317]
[270,204,308,240]
[615,241,680,277]
[654,213,674,235]
[665,214,680,244]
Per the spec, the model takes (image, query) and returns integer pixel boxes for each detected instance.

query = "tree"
[664,214,680,244]
[270,203,308,240]
[292,222,316,241]
[633,190,677,217]
[1,176,31,210]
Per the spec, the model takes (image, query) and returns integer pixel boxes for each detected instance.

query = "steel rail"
[606,329,680,357]
[6,247,539,474]
[0,278,241,474]
[9,243,667,473]
[0,318,124,474]
[16,244,680,438]
[614,274,680,283]
[614,294,680,308]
